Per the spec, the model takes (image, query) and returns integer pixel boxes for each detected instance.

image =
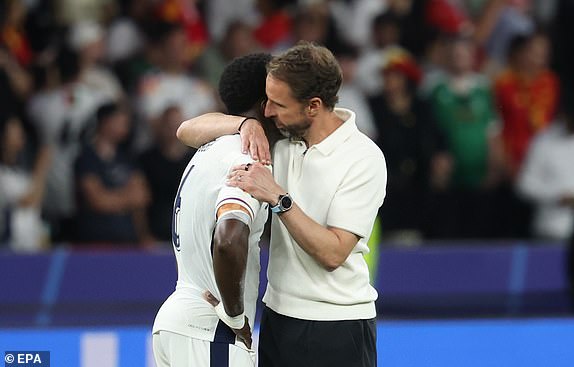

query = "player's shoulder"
[212,134,257,166]
[214,133,242,146]
[197,134,240,152]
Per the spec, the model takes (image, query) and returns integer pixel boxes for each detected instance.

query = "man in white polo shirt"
[177,42,387,367]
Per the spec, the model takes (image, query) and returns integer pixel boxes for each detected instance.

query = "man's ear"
[307,98,322,117]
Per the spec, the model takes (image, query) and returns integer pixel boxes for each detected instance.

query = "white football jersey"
[153,135,268,341]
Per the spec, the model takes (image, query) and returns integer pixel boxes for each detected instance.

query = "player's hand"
[240,119,272,165]
[227,162,285,204]
[204,291,253,349]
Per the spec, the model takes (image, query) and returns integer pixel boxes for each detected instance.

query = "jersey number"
[172,165,194,251]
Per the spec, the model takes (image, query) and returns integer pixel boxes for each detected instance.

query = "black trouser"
[258,306,377,367]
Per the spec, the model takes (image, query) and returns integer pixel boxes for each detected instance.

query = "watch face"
[281,195,292,209]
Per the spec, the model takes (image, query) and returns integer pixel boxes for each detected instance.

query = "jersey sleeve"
[326,153,387,239]
[214,155,265,226]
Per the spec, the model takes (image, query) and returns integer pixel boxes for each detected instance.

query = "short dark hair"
[218,53,272,115]
[96,102,121,128]
[57,47,81,84]
[507,33,530,61]
[142,20,183,45]
[267,41,342,110]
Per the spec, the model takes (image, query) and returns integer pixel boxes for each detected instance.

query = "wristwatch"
[270,193,293,214]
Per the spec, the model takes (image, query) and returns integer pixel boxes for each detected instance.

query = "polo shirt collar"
[312,108,357,156]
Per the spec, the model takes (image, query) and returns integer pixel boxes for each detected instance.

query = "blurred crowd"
[1,0,573,252]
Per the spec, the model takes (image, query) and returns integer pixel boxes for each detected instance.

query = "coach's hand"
[227,162,284,204]
[204,291,253,349]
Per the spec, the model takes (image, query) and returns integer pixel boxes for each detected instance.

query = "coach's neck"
[305,108,344,147]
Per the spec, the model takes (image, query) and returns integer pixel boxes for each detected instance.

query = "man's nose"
[263,101,273,117]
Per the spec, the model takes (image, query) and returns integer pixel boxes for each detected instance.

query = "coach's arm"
[227,164,359,272]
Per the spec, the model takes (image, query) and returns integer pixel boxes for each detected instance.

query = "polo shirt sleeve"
[214,155,264,226]
[327,154,387,239]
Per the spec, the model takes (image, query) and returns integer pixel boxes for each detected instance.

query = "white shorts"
[153,331,256,367]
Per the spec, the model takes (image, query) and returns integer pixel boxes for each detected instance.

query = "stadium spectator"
[426,35,505,238]
[493,31,559,237]
[368,47,448,241]
[136,20,216,151]
[476,0,534,73]
[517,101,574,241]
[196,21,262,90]
[382,0,432,59]
[0,0,33,67]
[424,0,470,35]
[253,0,293,51]
[0,48,31,120]
[333,42,377,140]
[287,2,343,52]
[138,105,195,244]
[355,11,402,96]
[0,0,571,248]
[205,0,259,43]
[154,0,209,61]
[177,41,386,367]
[495,31,559,178]
[0,114,51,252]
[105,0,148,64]
[68,20,125,102]
[328,0,388,49]
[73,102,150,246]
[27,47,109,242]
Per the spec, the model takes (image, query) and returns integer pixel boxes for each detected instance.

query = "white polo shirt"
[263,108,387,321]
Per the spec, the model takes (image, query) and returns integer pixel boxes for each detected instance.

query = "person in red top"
[495,31,559,178]
[0,0,32,67]
[253,0,293,50]
[155,0,209,60]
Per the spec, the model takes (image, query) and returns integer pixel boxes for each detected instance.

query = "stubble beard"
[276,116,312,139]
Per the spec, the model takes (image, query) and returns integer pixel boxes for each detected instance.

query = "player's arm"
[213,203,250,316]
[211,203,253,348]
[177,113,271,164]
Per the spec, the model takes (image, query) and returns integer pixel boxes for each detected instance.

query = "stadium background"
[1,0,574,366]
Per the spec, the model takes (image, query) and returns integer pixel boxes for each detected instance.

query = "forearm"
[213,220,249,316]
[2,60,32,98]
[89,192,131,213]
[227,163,355,270]
[277,205,353,271]
[177,113,244,148]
